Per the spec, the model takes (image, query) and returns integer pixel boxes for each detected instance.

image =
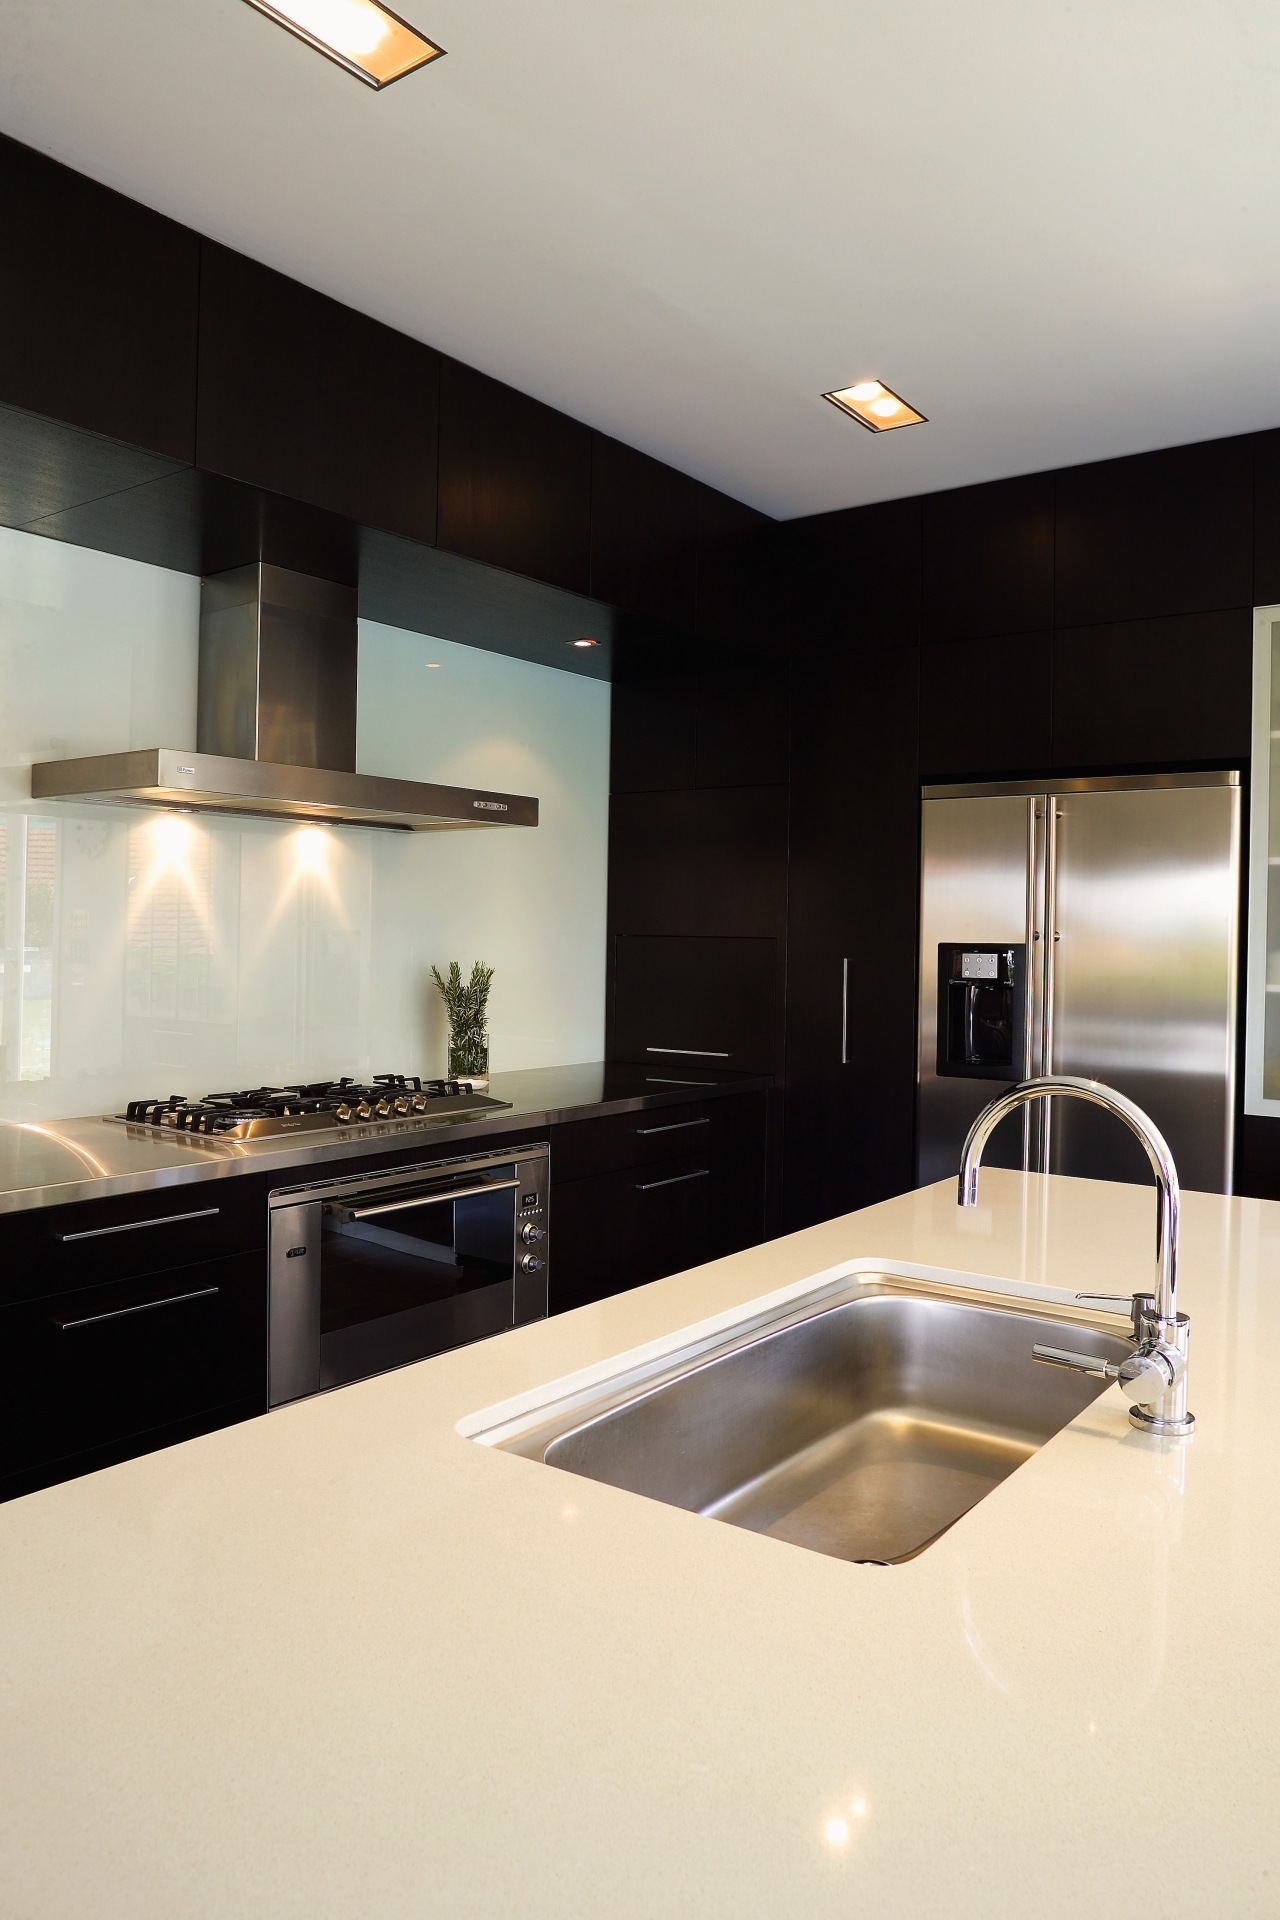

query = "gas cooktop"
[107,1074,512,1139]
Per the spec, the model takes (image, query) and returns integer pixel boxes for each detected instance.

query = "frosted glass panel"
[0,527,609,1121]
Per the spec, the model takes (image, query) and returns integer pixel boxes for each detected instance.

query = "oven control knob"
[520,1254,544,1275]
[520,1223,545,1244]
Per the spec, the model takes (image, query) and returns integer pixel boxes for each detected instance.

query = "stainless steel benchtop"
[0,1065,770,1215]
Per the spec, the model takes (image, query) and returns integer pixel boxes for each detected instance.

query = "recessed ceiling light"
[242,0,445,89]
[425,661,441,668]
[823,380,926,433]
[568,637,600,649]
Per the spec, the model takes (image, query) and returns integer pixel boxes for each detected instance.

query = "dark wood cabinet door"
[550,1141,767,1316]
[610,626,698,793]
[437,359,592,591]
[590,435,699,627]
[1055,438,1253,627]
[608,787,789,938]
[696,487,776,647]
[0,1250,267,1493]
[695,648,790,788]
[611,934,779,1076]
[196,244,439,542]
[0,134,199,461]
[922,473,1054,642]
[919,632,1052,780]
[784,616,921,1230]
[1051,608,1252,769]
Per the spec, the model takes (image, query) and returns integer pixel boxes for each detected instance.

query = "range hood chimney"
[31,564,538,833]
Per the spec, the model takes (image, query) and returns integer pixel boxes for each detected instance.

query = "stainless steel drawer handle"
[635,1117,711,1137]
[636,1169,711,1192]
[59,1206,220,1244]
[341,1177,521,1222]
[645,1047,731,1059]
[56,1285,220,1330]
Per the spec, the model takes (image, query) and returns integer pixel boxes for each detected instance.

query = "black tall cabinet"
[782,504,922,1229]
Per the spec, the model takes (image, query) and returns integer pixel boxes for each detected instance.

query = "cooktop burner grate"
[109,1074,512,1139]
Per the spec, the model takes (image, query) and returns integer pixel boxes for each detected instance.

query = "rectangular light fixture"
[242,0,445,88]
[823,381,926,433]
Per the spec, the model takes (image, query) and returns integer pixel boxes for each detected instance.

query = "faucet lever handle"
[1032,1344,1119,1379]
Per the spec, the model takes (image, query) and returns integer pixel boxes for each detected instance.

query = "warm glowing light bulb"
[870,396,901,418]
[847,382,884,403]
[152,813,192,868]
[850,1796,867,1818]
[277,0,388,54]
[824,1816,850,1847]
[295,827,329,875]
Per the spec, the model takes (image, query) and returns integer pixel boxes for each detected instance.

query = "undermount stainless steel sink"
[484,1275,1134,1565]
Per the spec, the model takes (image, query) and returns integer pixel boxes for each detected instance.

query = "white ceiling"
[4,1,1280,519]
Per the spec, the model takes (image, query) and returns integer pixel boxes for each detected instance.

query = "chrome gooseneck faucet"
[957,1074,1194,1435]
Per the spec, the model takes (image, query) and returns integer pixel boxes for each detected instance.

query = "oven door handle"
[332,1177,522,1223]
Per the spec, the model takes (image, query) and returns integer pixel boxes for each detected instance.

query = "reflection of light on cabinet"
[1245,609,1280,1110]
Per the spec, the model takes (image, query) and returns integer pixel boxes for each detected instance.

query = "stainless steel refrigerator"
[916,772,1241,1193]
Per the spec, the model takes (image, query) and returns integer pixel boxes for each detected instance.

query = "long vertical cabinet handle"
[841,957,849,1065]
[1041,800,1061,1172]
[1023,797,1038,1173]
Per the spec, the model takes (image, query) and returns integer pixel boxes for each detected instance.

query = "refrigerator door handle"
[1041,803,1062,1168]
[1023,796,1039,1171]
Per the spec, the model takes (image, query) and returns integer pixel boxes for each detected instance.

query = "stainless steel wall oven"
[268,1143,549,1405]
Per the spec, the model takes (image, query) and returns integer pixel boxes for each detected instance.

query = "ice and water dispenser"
[935,944,1027,1081]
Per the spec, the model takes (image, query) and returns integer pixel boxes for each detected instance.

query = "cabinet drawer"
[550,1145,765,1316]
[0,1177,266,1307]
[551,1092,764,1181]
[0,1250,267,1482]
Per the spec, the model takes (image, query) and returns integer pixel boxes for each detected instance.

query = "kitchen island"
[0,1167,1275,1918]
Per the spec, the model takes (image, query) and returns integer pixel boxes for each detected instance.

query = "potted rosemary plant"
[431,960,494,1086]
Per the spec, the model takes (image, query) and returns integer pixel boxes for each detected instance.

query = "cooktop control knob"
[520,1223,545,1244]
[520,1253,544,1275]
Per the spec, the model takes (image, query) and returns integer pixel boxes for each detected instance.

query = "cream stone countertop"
[0,1168,1276,1919]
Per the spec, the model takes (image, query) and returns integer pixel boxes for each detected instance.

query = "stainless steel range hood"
[30,564,539,833]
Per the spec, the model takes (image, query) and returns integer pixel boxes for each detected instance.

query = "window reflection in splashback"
[0,527,609,1121]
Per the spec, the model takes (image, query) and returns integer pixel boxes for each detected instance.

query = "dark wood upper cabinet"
[590,435,699,626]
[1052,608,1251,769]
[437,358,592,592]
[922,473,1054,641]
[196,243,438,544]
[919,631,1052,780]
[795,497,922,628]
[1055,437,1253,628]
[695,653,790,788]
[697,487,777,648]
[610,640,698,793]
[608,787,789,939]
[1252,430,1280,606]
[0,134,198,462]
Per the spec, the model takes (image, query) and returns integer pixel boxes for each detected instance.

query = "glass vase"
[448,1028,489,1087]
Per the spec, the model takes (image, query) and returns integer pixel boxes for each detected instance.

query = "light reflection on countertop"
[0,1168,1275,1918]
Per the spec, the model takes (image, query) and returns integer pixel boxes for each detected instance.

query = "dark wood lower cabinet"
[0,1249,267,1501]
[550,1092,767,1314]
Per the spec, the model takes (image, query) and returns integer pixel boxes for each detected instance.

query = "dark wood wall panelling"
[196,244,440,544]
[784,431,1272,1228]
[601,447,789,1226]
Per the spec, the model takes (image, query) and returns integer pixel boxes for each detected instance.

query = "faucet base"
[1128,1403,1195,1436]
